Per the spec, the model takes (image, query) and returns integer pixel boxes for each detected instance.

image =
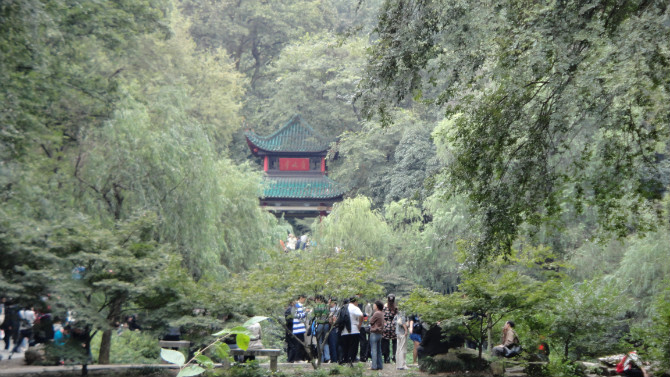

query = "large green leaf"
[243,316,268,327]
[229,326,251,335]
[177,365,206,377]
[236,334,250,351]
[195,354,214,369]
[215,342,231,360]
[212,329,230,337]
[160,348,185,366]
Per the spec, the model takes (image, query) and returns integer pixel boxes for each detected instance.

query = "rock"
[581,361,609,376]
[598,354,625,367]
[24,344,46,365]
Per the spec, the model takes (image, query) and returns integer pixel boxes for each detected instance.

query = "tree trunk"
[98,298,123,364]
[98,329,113,364]
[486,314,493,354]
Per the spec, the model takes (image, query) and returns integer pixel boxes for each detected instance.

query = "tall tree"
[360,0,670,261]
[180,0,336,89]
[246,32,368,140]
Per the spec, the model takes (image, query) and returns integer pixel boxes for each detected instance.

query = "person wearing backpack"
[339,297,363,366]
[409,314,423,365]
[284,299,296,361]
[616,351,649,377]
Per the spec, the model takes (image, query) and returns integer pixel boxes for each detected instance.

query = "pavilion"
[245,115,345,218]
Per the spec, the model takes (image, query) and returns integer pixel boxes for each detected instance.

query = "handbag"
[506,344,522,357]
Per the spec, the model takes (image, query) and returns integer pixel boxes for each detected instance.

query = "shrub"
[90,330,161,364]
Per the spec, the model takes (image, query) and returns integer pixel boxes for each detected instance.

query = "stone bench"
[227,349,282,371]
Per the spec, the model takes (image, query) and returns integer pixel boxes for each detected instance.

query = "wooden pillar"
[321,157,325,173]
[264,156,269,172]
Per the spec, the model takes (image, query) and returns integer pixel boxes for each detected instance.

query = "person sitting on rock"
[491,320,521,358]
[616,351,649,377]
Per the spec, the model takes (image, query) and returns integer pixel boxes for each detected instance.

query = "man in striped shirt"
[289,295,311,362]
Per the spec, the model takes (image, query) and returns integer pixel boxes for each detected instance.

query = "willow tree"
[359,0,670,261]
[312,196,394,258]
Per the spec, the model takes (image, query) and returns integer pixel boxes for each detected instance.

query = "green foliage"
[330,110,439,207]
[236,249,383,314]
[360,0,670,261]
[225,360,268,377]
[160,317,268,377]
[181,0,336,88]
[646,285,670,370]
[543,357,587,377]
[543,279,624,360]
[90,330,161,364]
[610,230,670,313]
[420,356,464,374]
[312,196,393,259]
[248,32,367,141]
[403,247,561,359]
[405,194,475,293]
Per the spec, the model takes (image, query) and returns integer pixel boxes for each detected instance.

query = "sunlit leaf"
[160,348,185,366]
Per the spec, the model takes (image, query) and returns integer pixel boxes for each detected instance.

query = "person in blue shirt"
[54,325,70,346]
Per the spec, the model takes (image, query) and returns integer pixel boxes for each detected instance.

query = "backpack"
[335,306,350,333]
[616,355,626,374]
[412,316,423,335]
[19,310,31,328]
[284,307,294,332]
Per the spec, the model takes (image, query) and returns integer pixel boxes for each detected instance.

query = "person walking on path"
[381,294,398,363]
[395,310,409,370]
[368,301,384,370]
[13,306,35,353]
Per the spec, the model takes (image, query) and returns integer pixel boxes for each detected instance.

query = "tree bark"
[98,329,113,364]
[486,314,493,354]
[98,298,124,364]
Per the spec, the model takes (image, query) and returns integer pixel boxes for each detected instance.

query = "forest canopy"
[1,0,669,372]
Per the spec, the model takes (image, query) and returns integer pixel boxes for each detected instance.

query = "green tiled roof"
[245,114,330,153]
[262,176,345,199]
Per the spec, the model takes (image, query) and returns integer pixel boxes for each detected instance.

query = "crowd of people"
[1,298,61,360]
[283,293,441,370]
[0,296,143,364]
[281,233,311,252]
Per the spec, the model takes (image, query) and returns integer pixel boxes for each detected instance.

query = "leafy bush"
[90,330,161,364]
[544,358,586,377]
[649,287,670,371]
[224,360,269,377]
[420,356,466,374]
